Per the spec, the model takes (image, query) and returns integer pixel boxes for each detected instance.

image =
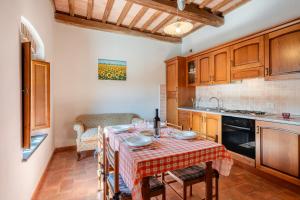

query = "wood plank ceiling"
[53,0,250,43]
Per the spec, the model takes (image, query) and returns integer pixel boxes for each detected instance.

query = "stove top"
[226,109,266,116]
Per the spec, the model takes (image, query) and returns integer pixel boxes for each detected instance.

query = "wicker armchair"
[73,113,141,160]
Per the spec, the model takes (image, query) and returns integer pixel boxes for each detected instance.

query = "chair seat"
[170,165,219,182]
[108,173,164,198]
[80,128,98,142]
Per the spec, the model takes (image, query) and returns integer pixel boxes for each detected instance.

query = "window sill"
[22,133,48,161]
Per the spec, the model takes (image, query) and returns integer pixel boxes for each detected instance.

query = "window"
[21,17,50,160]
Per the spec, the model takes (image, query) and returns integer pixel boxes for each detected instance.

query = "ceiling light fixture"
[164,0,193,36]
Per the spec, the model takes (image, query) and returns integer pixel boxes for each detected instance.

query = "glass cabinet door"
[187,60,196,86]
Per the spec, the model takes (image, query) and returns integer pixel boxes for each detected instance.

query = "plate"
[139,130,154,136]
[125,135,153,147]
[174,131,197,140]
[111,125,131,133]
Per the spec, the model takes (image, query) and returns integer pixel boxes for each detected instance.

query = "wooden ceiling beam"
[211,0,232,12]
[126,0,224,26]
[140,11,162,31]
[199,0,214,8]
[55,12,181,43]
[223,0,250,15]
[151,14,174,33]
[87,0,94,20]
[128,7,148,29]
[102,0,115,23]
[117,1,133,26]
[68,0,75,16]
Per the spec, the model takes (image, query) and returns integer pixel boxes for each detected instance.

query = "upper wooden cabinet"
[256,121,300,184]
[230,36,265,80]
[265,23,300,80]
[197,47,230,86]
[211,47,230,84]
[186,58,197,86]
[198,53,211,85]
[165,57,195,125]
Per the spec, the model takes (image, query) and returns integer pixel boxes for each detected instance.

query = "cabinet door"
[178,110,191,130]
[231,36,264,80]
[211,47,230,84]
[190,112,203,136]
[265,23,300,79]
[166,61,177,92]
[186,58,197,86]
[204,113,221,143]
[166,90,178,125]
[31,60,50,130]
[256,121,300,178]
[198,54,211,85]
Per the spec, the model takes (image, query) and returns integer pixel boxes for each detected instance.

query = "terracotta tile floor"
[35,150,300,200]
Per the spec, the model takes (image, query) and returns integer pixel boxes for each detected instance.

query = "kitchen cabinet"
[197,47,230,86]
[190,112,203,135]
[189,111,221,143]
[198,53,211,85]
[230,36,265,80]
[178,110,191,130]
[265,23,300,80]
[211,47,231,84]
[204,113,222,142]
[186,57,198,86]
[256,121,300,185]
[165,57,195,125]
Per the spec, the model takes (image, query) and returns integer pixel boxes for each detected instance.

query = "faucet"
[209,97,221,112]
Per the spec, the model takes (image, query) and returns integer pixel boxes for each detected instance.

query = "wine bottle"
[153,108,161,138]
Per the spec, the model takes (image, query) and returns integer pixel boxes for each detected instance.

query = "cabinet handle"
[256,126,260,134]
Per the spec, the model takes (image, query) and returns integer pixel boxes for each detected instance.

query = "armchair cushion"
[80,128,98,142]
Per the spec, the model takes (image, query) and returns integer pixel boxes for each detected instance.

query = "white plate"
[111,125,131,133]
[125,135,153,147]
[174,131,197,140]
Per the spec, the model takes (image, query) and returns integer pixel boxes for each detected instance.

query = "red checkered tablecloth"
[104,126,233,200]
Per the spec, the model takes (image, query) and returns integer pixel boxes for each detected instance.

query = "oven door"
[222,123,255,159]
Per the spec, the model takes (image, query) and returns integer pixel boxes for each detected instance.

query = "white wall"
[53,23,180,147]
[182,0,300,54]
[0,0,54,200]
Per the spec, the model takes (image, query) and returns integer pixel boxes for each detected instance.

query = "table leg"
[141,176,150,200]
[206,161,213,200]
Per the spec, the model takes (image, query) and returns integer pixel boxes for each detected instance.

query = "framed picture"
[98,59,127,80]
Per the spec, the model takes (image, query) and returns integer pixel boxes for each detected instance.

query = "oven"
[222,116,256,159]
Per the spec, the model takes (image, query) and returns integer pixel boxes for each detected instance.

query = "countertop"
[178,107,300,126]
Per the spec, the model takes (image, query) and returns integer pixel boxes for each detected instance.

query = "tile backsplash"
[196,78,300,115]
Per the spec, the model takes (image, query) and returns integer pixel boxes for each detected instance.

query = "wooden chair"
[166,122,183,130]
[103,137,166,200]
[163,134,220,200]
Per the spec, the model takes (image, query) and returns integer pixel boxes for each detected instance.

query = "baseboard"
[31,145,76,200]
[31,150,55,200]
[54,145,76,153]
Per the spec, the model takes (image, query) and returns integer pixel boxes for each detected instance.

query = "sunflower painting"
[98,59,127,80]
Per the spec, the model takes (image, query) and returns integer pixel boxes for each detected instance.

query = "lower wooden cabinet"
[190,112,203,135]
[189,111,221,143]
[204,113,221,143]
[178,110,191,130]
[256,121,300,185]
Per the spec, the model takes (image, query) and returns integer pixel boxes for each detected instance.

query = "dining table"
[103,124,233,200]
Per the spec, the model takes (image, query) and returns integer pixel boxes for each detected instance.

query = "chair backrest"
[166,122,183,130]
[104,137,120,193]
[206,134,219,143]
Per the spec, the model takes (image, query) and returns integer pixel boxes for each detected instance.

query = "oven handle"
[223,124,251,131]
